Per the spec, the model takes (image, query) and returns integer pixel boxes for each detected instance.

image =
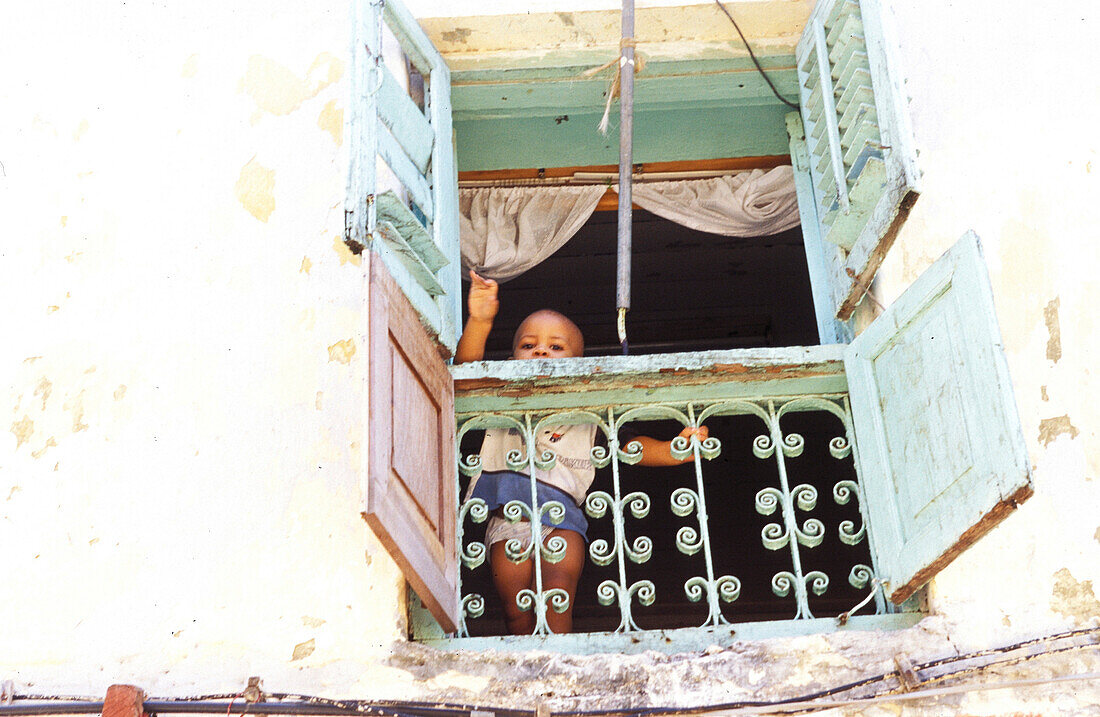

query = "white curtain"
[628,166,800,237]
[459,185,606,282]
[458,166,800,282]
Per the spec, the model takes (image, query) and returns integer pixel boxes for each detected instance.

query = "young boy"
[456,270,706,635]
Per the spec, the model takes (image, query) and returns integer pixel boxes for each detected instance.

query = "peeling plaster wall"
[869,0,1100,650]
[2,0,1100,714]
[0,0,413,696]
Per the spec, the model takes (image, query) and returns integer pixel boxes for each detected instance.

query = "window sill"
[450,345,848,412]
[416,613,923,655]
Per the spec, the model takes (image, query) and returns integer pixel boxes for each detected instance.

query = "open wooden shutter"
[364,253,458,632]
[845,231,1032,605]
[348,0,461,354]
[793,0,920,324]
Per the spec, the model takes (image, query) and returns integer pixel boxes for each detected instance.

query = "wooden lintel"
[461,156,791,213]
[458,155,790,183]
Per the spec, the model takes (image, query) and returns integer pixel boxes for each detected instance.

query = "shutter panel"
[795,0,919,322]
[364,253,458,632]
[844,231,1032,605]
[349,0,460,354]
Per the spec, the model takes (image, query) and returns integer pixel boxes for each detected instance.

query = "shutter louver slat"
[843,124,879,167]
[824,0,859,28]
[796,0,901,252]
[827,22,864,67]
[834,49,869,90]
[793,0,920,324]
[835,70,874,116]
[810,18,850,216]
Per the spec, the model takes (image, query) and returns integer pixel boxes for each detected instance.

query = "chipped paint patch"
[11,416,34,448]
[309,52,344,89]
[318,100,343,145]
[315,391,323,410]
[291,638,316,661]
[34,378,52,410]
[1041,385,1049,401]
[181,54,199,78]
[65,392,89,433]
[327,340,356,365]
[302,616,326,628]
[1038,415,1079,446]
[300,256,313,275]
[114,385,127,401]
[1050,568,1100,623]
[1044,297,1062,362]
[235,157,276,222]
[441,27,474,44]
[333,235,362,266]
[425,669,490,693]
[239,53,343,117]
[31,437,57,459]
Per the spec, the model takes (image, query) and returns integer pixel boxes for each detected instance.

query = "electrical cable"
[4,628,1098,717]
[712,0,800,110]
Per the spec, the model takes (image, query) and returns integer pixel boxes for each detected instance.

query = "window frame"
[351,0,1030,649]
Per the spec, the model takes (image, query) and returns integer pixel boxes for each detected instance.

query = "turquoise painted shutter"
[348,0,460,354]
[793,0,920,325]
[844,231,1032,604]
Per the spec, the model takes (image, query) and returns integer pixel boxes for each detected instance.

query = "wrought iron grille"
[455,394,890,637]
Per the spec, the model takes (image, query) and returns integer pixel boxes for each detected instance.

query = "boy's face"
[512,311,583,360]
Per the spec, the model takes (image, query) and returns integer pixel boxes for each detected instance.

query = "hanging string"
[582,38,647,135]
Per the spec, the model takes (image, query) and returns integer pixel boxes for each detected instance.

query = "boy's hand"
[679,425,709,442]
[467,270,499,323]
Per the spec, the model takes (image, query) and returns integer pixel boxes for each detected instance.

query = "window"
[348,0,1032,647]
[434,232,1031,649]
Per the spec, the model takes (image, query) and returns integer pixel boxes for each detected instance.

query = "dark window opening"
[456,207,864,637]
[473,208,820,360]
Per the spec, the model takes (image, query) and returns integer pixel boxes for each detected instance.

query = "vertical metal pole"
[616,0,635,355]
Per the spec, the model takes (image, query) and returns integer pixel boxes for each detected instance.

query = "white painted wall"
[2,0,1098,712]
[871,0,1100,649]
[0,0,414,696]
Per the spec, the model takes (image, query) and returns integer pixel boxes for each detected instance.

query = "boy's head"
[512,310,583,359]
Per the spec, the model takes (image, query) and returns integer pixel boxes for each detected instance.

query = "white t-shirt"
[474,423,598,506]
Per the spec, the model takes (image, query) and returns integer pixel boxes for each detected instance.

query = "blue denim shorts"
[469,470,589,540]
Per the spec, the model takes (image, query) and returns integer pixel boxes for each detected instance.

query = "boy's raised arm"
[454,270,499,364]
[634,426,710,467]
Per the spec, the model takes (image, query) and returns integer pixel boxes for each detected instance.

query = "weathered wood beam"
[451,346,848,413]
[452,65,798,119]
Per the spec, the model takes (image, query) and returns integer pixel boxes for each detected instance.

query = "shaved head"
[512,309,584,357]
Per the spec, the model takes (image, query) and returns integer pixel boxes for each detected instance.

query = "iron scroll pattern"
[454,396,882,636]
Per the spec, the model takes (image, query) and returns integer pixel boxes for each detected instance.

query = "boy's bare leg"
[490,540,536,635]
[490,529,586,635]
[541,529,586,635]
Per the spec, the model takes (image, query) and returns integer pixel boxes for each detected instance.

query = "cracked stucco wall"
[871,0,1100,650]
[0,0,412,695]
[2,0,1099,714]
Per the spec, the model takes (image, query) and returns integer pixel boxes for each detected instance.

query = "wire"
[713,0,800,110]
[4,628,1099,717]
